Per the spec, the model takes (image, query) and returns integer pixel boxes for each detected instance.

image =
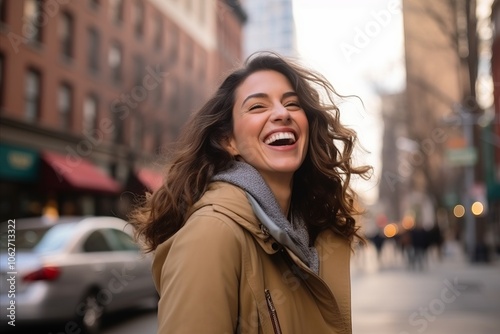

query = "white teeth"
[264,132,296,145]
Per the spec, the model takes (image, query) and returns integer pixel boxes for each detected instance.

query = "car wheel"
[78,291,104,334]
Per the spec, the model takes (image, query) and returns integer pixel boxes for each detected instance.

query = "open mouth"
[264,132,296,146]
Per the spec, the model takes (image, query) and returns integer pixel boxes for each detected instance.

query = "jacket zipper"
[279,248,351,331]
[264,289,283,334]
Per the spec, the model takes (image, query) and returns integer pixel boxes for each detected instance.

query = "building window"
[154,81,162,106]
[0,0,7,24]
[88,27,100,73]
[58,83,72,129]
[133,0,144,38]
[59,12,73,60]
[186,41,196,71]
[23,0,43,43]
[109,0,123,25]
[186,41,192,69]
[134,55,145,86]
[83,94,98,136]
[89,0,99,10]
[169,27,179,66]
[131,115,143,150]
[169,77,179,113]
[154,14,163,50]
[25,69,41,122]
[198,51,206,82]
[109,42,122,84]
[153,122,162,153]
[112,107,124,144]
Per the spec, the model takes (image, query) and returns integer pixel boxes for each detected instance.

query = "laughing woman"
[130,52,371,334]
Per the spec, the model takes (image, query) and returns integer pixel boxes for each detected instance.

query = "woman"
[130,52,371,333]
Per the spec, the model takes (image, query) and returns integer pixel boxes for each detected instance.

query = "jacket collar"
[188,182,279,255]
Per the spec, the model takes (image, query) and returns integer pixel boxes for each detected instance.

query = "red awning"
[136,168,163,192]
[41,151,121,194]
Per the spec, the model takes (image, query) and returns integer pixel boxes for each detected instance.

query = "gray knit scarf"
[213,161,319,274]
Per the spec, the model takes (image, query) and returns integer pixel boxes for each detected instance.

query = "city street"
[351,240,500,334]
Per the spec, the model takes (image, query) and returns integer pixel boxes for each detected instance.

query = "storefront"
[0,143,122,221]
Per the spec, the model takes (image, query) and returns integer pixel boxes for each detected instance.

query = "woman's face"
[226,70,309,182]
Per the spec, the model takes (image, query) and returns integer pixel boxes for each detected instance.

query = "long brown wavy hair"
[129,52,372,252]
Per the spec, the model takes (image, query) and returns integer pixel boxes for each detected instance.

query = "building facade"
[241,0,296,57]
[0,0,246,221]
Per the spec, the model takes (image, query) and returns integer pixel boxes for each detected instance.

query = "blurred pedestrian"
[427,223,444,261]
[370,230,386,263]
[130,52,371,333]
[397,228,413,266]
[408,223,429,271]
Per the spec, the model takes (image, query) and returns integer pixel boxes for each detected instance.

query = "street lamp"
[443,104,478,261]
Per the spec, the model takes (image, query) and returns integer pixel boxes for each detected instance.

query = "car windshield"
[0,223,76,253]
[33,223,76,253]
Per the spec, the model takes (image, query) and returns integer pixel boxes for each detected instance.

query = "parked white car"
[0,216,158,334]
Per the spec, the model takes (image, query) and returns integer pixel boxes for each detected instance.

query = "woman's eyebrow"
[282,91,298,99]
[241,93,268,107]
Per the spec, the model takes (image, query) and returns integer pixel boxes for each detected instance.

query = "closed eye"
[284,101,301,110]
[248,104,265,111]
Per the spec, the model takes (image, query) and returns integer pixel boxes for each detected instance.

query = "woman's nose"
[270,104,291,123]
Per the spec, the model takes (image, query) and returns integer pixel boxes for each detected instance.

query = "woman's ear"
[223,136,239,157]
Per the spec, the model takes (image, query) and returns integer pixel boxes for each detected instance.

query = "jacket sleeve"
[155,209,243,334]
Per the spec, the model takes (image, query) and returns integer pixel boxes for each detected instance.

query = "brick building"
[0,0,246,220]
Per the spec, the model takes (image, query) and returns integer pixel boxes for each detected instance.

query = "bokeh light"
[401,215,415,230]
[453,204,465,218]
[471,201,484,216]
[383,223,398,238]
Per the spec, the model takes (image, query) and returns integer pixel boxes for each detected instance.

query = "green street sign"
[445,147,477,166]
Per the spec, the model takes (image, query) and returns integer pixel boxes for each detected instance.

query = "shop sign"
[0,144,39,182]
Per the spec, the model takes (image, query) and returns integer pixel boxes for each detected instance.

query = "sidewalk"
[350,240,500,334]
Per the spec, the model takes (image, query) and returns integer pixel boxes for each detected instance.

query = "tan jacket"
[152,182,352,334]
